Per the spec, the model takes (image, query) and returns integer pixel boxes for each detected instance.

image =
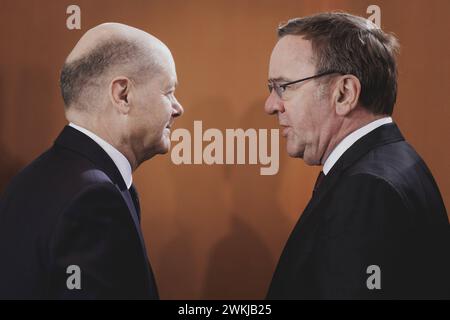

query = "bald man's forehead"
[153,51,177,85]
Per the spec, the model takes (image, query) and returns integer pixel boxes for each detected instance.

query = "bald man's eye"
[164,90,176,101]
[164,88,175,95]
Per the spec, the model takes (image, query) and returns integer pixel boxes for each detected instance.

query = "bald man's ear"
[110,77,131,114]
[332,75,361,116]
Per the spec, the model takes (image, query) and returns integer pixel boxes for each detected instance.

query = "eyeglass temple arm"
[282,71,342,87]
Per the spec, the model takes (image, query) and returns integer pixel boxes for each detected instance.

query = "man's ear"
[110,77,131,114]
[333,75,361,116]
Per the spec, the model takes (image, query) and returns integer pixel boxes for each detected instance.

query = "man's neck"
[320,110,386,165]
[67,114,139,170]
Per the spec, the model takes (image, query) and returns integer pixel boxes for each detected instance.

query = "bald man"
[0,23,183,299]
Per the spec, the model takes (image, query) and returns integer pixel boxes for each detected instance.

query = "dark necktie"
[129,184,141,222]
[313,171,325,195]
[128,184,159,298]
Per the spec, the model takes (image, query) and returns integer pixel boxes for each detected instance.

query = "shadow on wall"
[201,99,291,299]
[156,96,236,299]
[0,70,24,194]
[156,219,198,299]
[0,144,24,194]
[202,214,274,299]
[1,65,58,194]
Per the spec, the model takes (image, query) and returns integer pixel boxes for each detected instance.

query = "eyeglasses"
[268,71,341,99]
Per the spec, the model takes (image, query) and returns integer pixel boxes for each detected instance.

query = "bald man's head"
[59,23,183,169]
[60,23,168,109]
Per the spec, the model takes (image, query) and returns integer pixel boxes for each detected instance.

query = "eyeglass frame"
[268,70,342,99]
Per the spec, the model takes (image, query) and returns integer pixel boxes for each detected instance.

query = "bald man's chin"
[155,138,171,155]
[139,142,169,164]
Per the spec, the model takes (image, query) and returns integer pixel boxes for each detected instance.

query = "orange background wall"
[0,0,448,299]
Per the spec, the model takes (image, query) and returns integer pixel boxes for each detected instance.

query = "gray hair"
[278,12,400,115]
[60,39,157,109]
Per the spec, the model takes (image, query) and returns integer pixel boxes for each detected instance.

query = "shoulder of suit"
[47,143,118,188]
[345,140,423,191]
[4,143,120,206]
[339,140,428,215]
[55,182,130,232]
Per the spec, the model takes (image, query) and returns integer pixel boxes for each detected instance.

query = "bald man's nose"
[264,90,285,115]
[172,98,184,117]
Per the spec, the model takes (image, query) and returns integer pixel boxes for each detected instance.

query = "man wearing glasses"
[265,12,449,299]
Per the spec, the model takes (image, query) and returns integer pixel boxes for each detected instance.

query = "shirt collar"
[322,117,393,175]
[69,122,133,189]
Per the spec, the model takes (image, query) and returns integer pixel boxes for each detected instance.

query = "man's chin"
[156,138,170,155]
[302,152,322,166]
[142,139,170,161]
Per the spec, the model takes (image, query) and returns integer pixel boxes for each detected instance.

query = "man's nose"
[264,90,285,115]
[172,97,184,118]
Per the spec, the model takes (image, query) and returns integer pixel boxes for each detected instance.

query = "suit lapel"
[300,123,405,223]
[271,123,407,293]
[54,126,159,298]
[118,186,159,298]
[54,126,128,190]
[55,126,145,244]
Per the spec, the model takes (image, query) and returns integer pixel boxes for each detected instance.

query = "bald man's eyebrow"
[164,80,178,92]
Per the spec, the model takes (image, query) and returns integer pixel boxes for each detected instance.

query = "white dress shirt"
[322,117,393,175]
[69,122,133,189]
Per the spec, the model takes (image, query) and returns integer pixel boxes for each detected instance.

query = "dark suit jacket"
[267,123,449,299]
[0,126,159,299]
